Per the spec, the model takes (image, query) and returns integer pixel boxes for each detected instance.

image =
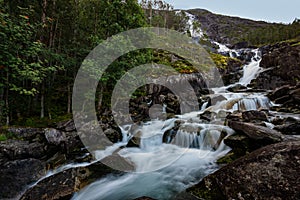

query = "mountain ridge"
[180,8,300,46]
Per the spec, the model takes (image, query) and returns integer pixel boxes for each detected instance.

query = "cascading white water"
[72,119,232,200]
[211,43,271,112]
[214,42,240,58]
[214,42,263,87]
[239,49,262,86]
[30,41,273,200]
[70,43,272,200]
[175,11,204,39]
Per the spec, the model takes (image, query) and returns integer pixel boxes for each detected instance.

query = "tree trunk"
[49,0,57,49]
[40,0,47,119]
[67,82,71,114]
[97,85,104,112]
[5,70,9,125]
[41,83,45,119]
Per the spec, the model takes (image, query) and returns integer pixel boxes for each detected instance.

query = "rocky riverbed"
[1,24,300,200]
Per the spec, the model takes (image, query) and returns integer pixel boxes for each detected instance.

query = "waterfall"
[29,41,273,200]
[71,109,234,200]
[239,49,262,86]
[175,11,204,39]
[70,43,272,200]
[214,42,263,87]
[210,43,271,112]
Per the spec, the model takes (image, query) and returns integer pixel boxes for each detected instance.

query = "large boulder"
[0,140,46,161]
[268,84,300,113]
[21,155,134,200]
[44,128,66,146]
[56,119,76,132]
[228,121,284,143]
[187,141,300,200]
[275,122,300,135]
[6,127,44,141]
[241,110,268,122]
[217,58,243,85]
[222,121,285,162]
[0,158,46,199]
[253,41,300,90]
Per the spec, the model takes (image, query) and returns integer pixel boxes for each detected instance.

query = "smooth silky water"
[29,14,275,200]
[71,45,271,200]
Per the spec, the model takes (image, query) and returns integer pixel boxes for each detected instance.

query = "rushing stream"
[25,16,273,197]
[67,43,272,200]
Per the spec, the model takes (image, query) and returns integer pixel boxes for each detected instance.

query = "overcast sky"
[165,0,300,23]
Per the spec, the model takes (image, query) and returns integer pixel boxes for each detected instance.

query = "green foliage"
[0,9,46,95]
[0,0,148,125]
[221,18,300,46]
[16,113,72,128]
[1,0,299,126]
[210,53,229,69]
[243,21,300,46]
[0,128,16,141]
[0,134,7,141]
[153,50,197,73]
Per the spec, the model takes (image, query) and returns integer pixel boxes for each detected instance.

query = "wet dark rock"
[227,110,269,123]
[128,73,209,123]
[187,141,300,200]
[283,116,299,124]
[63,131,85,153]
[223,133,267,162]
[227,84,247,92]
[274,95,291,104]
[270,116,285,125]
[56,119,76,132]
[275,122,300,135]
[229,41,249,49]
[0,140,46,161]
[237,50,255,63]
[0,158,46,199]
[228,121,284,143]
[163,120,185,143]
[104,128,122,143]
[46,152,67,170]
[126,135,141,148]
[268,84,300,113]
[133,196,157,200]
[226,112,242,121]
[242,110,268,122]
[126,123,142,148]
[253,41,300,90]
[268,85,291,100]
[199,110,215,122]
[20,156,132,200]
[217,58,243,85]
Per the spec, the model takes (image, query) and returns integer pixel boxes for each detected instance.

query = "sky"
[165,0,300,23]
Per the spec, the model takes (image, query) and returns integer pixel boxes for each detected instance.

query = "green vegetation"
[153,50,197,73]
[242,20,300,46]
[0,0,148,126]
[0,127,16,141]
[0,134,7,141]
[1,0,299,127]
[210,53,229,69]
